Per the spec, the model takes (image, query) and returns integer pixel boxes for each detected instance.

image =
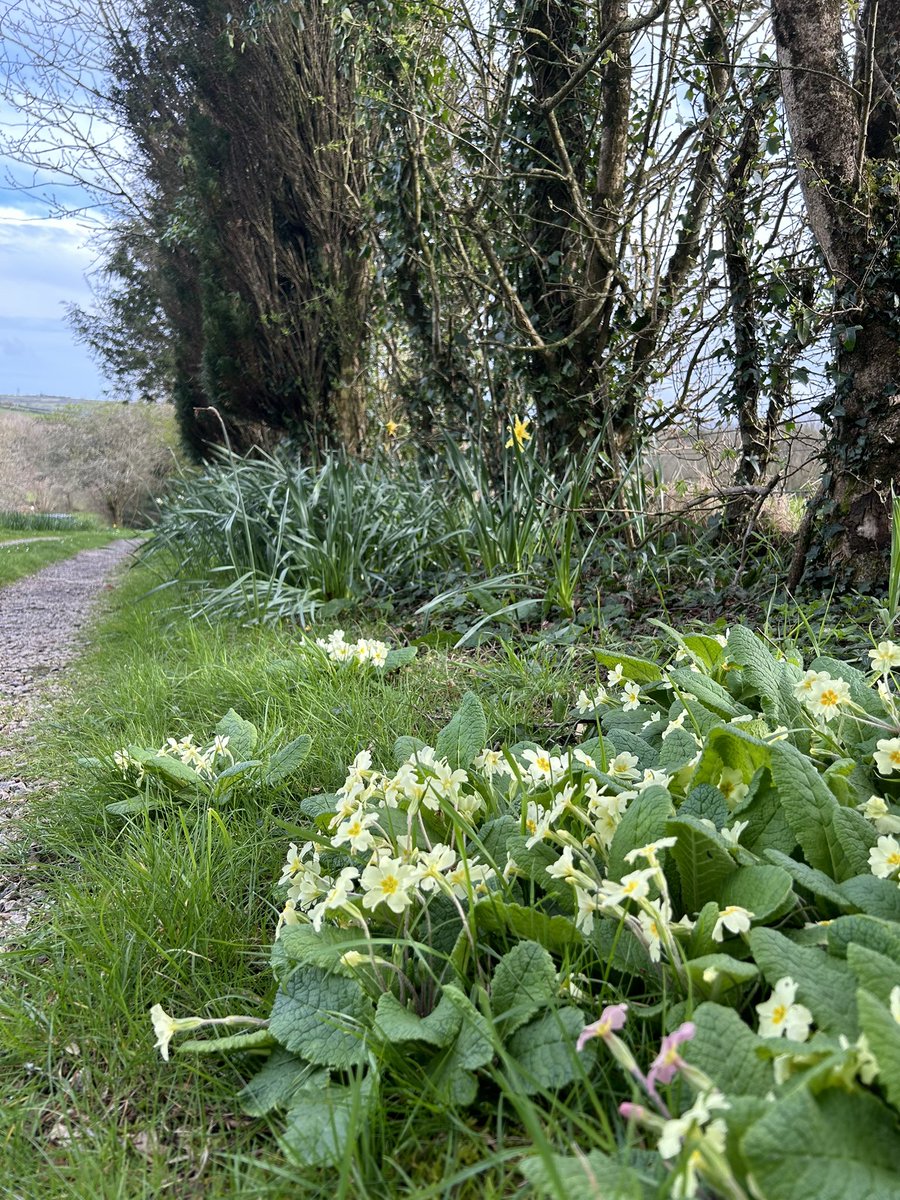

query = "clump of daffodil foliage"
[151,626,900,1198]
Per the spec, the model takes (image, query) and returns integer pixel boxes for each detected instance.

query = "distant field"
[0,394,111,414]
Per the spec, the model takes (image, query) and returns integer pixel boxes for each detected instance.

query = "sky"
[0,175,108,400]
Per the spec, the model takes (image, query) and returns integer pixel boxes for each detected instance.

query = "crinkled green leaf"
[847,943,900,1005]
[666,813,738,912]
[393,735,427,767]
[719,863,794,923]
[826,915,900,962]
[263,735,311,786]
[505,1007,588,1095]
[606,729,658,768]
[726,626,805,734]
[763,849,851,910]
[127,745,206,790]
[279,1075,376,1167]
[277,925,366,975]
[382,645,417,672]
[858,989,900,1111]
[685,1002,772,1096]
[768,740,841,876]
[490,941,558,1036]
[215,709,258,761]
[374,991,461,1049]
[668,667,748,719]
[608,786,674,879]
[685,954,759,994]
[593,648,662,683]
[178,1028,276,1054]
[830,806,877,878]
[270,965,372,1067]
[841,875,900,921]
[520,1149,656,1200]
[742,1087,900,1200]
[749,927,857,1035]
[435,692,487,769]
[473,898,582,952]
[677,784,729,827]
[239,1047,326,1116]
[426,985,493,1106]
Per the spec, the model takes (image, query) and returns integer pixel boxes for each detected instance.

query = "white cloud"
[0,203,97,320]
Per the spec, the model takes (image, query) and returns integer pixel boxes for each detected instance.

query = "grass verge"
[0,565,587,1199]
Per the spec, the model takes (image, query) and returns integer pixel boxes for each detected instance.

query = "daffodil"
[505,415,532,449]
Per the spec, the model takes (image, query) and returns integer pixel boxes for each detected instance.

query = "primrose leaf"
[719,863,794,923]
[608,786,675,879]
[239,1047,327,1116]
[521,1149,656,1200]
[393,736,428,767]
[215,709,259,760]
[742,1087,900,1200]
[857,988,900,1112]
[435,692,487,769]
[383,645,417,672]
[280,1075,377,1167]
[593,648,662,683]
[270,965,373,1067]
[505,1007,588,1094]
[490,940,558,1036]
[263,735,312,786]
[666,813,738,912]
[685,1002,772,1096]
[768,740,841,876]
[473,898,582,952]
[127,745,206,790]
[374,992,462,1049]
[668,667,748,719]
[749,927,857,1036]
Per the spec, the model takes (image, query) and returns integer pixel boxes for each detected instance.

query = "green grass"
[0,565,594,1199]
[0,530,133,588]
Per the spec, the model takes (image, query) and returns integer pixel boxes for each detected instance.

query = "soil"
[0,538,141,946]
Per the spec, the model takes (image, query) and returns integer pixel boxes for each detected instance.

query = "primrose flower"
[608,751,640,780]
[385,419,399,438]
[647,1021,696,1087]
[857,795,900,834]
[712,905,754,942]
[600,868,655,908]
[576,1002,628,1051]
[331,809,380,854]
[717,767,748,806]
[793,668,832,699]
[150,1004,204,1062]
[891,986,900,1024]
[624,836,677,868]
[622,681,642,711]
[521,747,565,786]
[869,834,900,879]
[445,858,494,898]
[309,866,359,932]
[472,747,512,778]
[414,843,456,892]
[869,641,900,675]
[607,663,624,686]
[574,884,601,934]
[874,737,900,776]
[805,675,851,721]
[657,1089,729,1161]
[575,687,607,714]
[719,819,749,848]
[505,415,532,449]
[662,711,687,739]
[361,854,418,913]
[756,976,813,1041]
[573,747,598,771]
[637,900,672,963]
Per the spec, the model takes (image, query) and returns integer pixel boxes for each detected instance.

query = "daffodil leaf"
[270,965,373,1068]
[215,709,258,761]
[263,735,312,786]
[505,1007,587,1094]
[490,941,558,1037]
[742,1087,900,1200]
[435,692,487,769]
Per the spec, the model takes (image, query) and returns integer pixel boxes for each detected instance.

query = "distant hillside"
[0,394,113,414]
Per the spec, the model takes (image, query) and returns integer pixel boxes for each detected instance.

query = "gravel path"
[0,536,63,548]
[0,538,141,944]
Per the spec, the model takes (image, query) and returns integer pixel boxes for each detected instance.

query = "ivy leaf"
[263,735,312,786]
[490,941,558,1037]
[742,1087,900,1200]
[435,692,487,769]
[239,1047,326,1116]
[749,927,857,1036]
[505,1007,588,1094]
[215,709,259,760]
[270,965,373,1067]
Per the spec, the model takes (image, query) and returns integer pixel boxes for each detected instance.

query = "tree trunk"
[772,0,900,585]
